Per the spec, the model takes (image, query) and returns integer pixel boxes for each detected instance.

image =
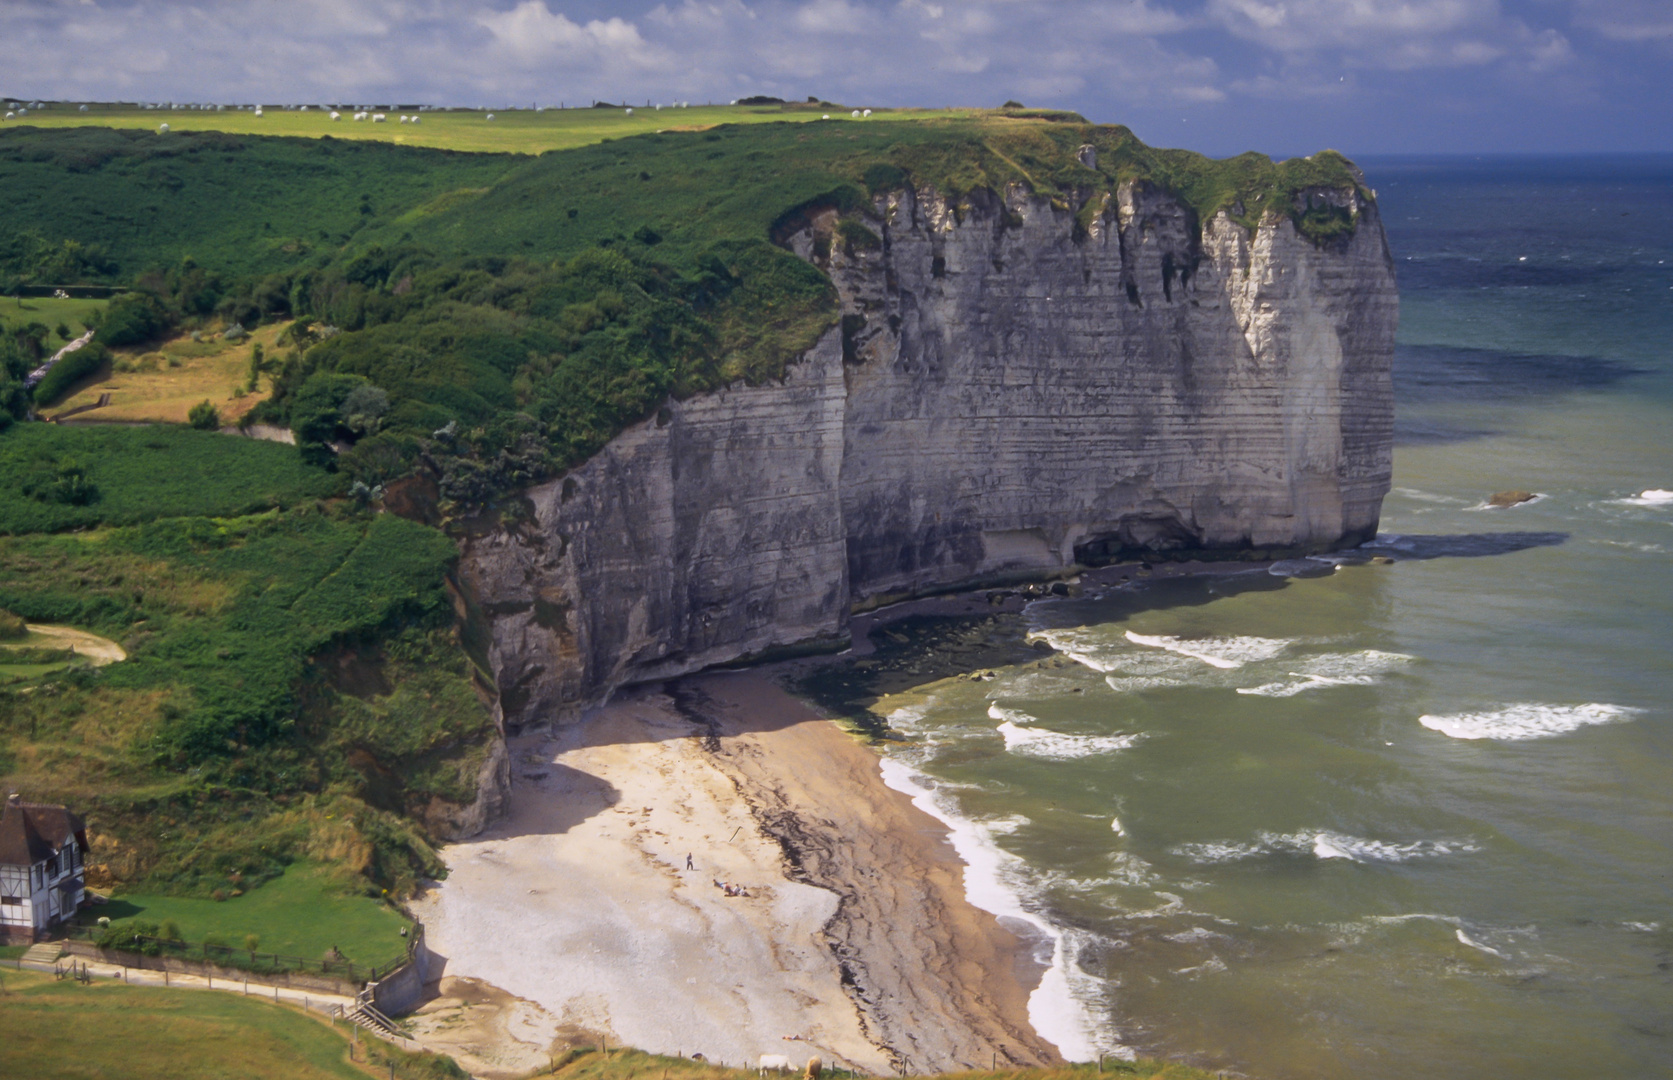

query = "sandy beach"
[410,670,1057,1079]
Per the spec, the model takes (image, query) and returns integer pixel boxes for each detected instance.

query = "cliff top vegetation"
[1,115,1369,516]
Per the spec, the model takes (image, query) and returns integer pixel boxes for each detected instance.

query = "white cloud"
[1567,0,1673,43]
[0,0,1652,140]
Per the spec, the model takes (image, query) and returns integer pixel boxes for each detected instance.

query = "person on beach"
[686,853,694,870]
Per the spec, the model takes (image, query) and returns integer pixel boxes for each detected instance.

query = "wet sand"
[411,670,1057,1078]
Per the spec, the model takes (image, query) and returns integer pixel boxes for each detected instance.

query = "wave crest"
[1419,702,1640,741]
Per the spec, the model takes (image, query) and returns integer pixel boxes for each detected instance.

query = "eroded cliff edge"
[460,175,1397,733]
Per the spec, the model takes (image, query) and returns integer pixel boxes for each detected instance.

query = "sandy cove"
[409,670,1057,1079]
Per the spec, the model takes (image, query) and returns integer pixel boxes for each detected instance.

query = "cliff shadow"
[472,761,621,843]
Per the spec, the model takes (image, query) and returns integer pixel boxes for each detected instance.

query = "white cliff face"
[459,181,1396,732]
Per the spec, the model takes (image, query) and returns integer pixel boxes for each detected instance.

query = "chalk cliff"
[459,176,1397,732]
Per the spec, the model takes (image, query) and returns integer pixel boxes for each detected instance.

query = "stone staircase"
[20,942,63,966]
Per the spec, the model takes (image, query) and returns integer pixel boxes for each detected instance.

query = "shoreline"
[410,559,1295,1078]
[410,670,1058,1079]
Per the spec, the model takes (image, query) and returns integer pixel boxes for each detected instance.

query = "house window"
[46,855,59,877]
[1,896,20,906]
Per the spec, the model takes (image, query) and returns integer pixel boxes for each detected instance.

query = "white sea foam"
[1419,702,1640,741]
[1172,956,1227,977]
[884,700,935,730]
[1104,674,1187,693]
[996,721,1143,760]
[876,757,1117,1060]
[1236,650,1414,697]
[1163,927,1228,945]
[1393,487,1472,505]
[1455,929,1507,958]
[1173,831,1479,865]
[988,703,1036,725]
[1619,488,1673,507]
[1123,631,1290,669]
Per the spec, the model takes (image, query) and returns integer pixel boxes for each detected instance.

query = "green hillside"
[0,427,493,904]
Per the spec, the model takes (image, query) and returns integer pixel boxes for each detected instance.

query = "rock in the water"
[1488,490,1538,508]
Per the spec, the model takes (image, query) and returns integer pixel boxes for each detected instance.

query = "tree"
[243,933,261,962]
[95,293,169,348]
[188,400,221,429]
[245,342,266,393]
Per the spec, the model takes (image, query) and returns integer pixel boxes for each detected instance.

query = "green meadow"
[0,967,465,1080]
[0,293,108,351]
[85,861,411,966]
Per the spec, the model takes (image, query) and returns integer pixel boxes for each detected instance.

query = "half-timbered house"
[0,792,89,943]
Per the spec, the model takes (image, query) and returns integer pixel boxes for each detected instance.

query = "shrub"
[188,400,221,429]
[94,293,169,348]
[0,607,25,639]
[29,341,108,406]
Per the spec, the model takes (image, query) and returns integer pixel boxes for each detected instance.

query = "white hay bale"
[330,111,341,120]
[851,110,860,118]
[372,113,386,122]
[486,113,495,120]
[625,106,633,115]
[158,123,170,132]
[862,108,872,117]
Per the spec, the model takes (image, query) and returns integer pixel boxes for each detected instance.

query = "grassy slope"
[0,967,464,1080]
[83,861,410,966]
[0,426,494,903]
[47,320,288,424]
[0,423,337,533]
[0,126,517,283]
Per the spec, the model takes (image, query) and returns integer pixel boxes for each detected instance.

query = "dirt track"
[21,624,126,665]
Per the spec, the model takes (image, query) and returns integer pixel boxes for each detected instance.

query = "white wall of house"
[1,840,84,931]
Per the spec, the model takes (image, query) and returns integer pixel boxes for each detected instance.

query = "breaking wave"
[876,758,1119,1060]
[1173,830,1480,865]
[1418,702,1640,741]
[996,721,1143,760]
[988,704,1142,759]
[1123,631,1291,669]
[1618,488,1673,507]
[1236,650,1414,697]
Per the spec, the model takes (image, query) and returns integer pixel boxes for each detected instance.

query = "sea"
[804,156,1673,1079]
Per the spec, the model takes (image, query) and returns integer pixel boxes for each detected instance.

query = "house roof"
[0,794,87,868]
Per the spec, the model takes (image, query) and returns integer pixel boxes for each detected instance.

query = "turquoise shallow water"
[841,157,1673,1079]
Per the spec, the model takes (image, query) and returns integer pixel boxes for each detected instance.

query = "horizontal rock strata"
[460,179,1397,731]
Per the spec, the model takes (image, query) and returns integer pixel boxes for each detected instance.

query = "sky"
[1,0,1669,157]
